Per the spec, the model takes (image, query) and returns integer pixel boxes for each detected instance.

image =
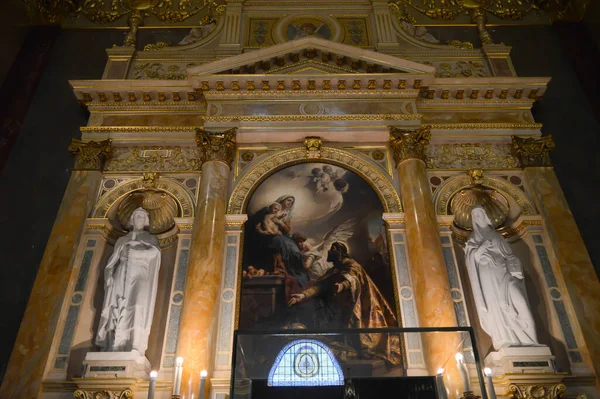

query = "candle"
[198,370,208,399]
[436,368,448,399]
[149,370,157,399]
[484,368,497,399]
[455,353,471,393]
[173,357,184,396]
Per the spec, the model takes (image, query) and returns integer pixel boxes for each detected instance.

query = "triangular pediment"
[187,37,435,76]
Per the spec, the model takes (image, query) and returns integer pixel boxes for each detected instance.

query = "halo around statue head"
[128,207,151,229]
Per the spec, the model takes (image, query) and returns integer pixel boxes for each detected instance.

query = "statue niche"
[96,207,161,356]
[464,206,539,350]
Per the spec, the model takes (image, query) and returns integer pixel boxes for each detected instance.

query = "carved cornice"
[389,126,431,165]
[68,139,112,171]
[512,135,555,167]
[195,127,237,166]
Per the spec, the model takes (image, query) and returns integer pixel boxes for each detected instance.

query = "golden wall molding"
[68,139,112,171]
[81,126,198,133]
[104,146,201,172]
[201,114,422,123]
[429,123,542,130]
[195,127,237,165]
[389,126,431,164]
[426,143,520,169]
[228,146,402,214]
[512,135,555,167]
[93,176,196,218]
[202,89,421,98]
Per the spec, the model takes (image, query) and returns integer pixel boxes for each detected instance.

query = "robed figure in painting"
[96,207,161,355]
[245,195,308,286]
[465,206,539,350]
[288,242,401,365]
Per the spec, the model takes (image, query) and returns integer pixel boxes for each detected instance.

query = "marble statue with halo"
[95,207,161,356]
[464,206,539,350]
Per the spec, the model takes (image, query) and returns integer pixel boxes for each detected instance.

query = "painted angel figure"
[292,219,356,280]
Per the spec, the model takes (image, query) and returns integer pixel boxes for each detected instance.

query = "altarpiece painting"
[239,163,402,370]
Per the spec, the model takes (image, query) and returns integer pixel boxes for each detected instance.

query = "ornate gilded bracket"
[512,135,555,167]
[195,127,237,166]
[304,137,322,158]
[507,383,566,399]
[389,126,431,165]
[68,138,112,171]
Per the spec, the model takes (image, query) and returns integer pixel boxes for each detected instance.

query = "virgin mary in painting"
[244,195,308,286]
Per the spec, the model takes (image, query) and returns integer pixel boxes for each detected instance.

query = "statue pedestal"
[83,351,151,379]
[484,346,555,374]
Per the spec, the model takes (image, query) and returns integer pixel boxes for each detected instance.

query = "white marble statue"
[96,207,161,356]
[464,206,539,350]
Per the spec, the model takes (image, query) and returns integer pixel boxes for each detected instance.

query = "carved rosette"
[389,126,431,165]
[512,135,555,167]
[68,139,112,170]
[195,127,237,166]
[507,383,566,399]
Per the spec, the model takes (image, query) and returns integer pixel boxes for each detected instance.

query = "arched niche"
[93,176,196,219]
[432,173,537,219]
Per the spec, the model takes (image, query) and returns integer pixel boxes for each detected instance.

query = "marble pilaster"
[517,136,600,386]
[176,128,236,397]
[390,128,462,397]
[0,139,110,398]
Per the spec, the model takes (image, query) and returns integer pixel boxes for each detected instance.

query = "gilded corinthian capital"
[195,127,237,166]
[512,135,555,167]
[389,126,431,165]
[68,139,112,170]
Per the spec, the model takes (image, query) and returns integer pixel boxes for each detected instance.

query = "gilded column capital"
[195,127,237,166]
[507,383,566,399]
[68,138,112,170]
[389,126,431,165]
[512,135,555,167]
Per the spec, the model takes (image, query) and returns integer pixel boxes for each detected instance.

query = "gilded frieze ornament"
[68,138,112,170]
[304,137,322,158]
[426,143,519,169]
[507,383,566,399]
[195,127,237,166]
[512,135,555,167]
[389,126,431,165]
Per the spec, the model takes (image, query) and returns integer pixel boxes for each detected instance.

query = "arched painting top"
[227,147,402,215]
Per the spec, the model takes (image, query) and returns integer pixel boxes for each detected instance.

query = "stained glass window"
[268,339,344,387]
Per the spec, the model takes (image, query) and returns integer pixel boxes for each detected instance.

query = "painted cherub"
[256,202,285,236]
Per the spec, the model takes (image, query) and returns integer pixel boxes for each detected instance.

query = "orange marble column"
[515,136,600,388]
[0,139,111,399]
[390,127,462,397]
[177,128,236,397]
